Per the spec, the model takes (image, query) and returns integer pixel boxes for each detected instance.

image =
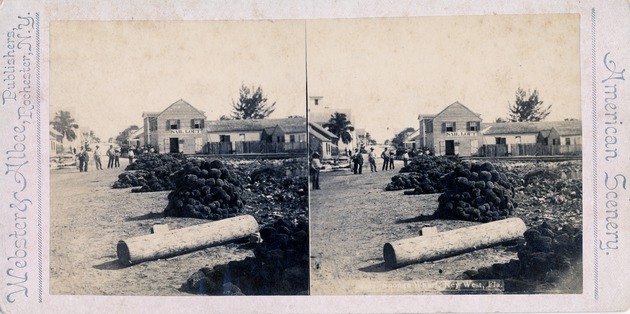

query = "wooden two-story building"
[417,101,483,156]
[142,99,207,154]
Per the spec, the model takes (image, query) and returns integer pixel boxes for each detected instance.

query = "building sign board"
[170,129,202,134]
[445,132,478,137]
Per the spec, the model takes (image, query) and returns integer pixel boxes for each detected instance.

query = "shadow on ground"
[125,212,164,221]
[93,259,126,270]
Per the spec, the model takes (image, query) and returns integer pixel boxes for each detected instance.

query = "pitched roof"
[206,117,306,133]
[309,127,332,142]
[435,101,480,119]
[129,126,145,139]
[404,129,420,142]
[308,122,338,139]
[417,101,479,120]
[143,99,206,119]
[483,120,582,135]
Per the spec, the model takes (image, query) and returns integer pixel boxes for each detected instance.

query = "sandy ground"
[309,160,517,295]
[50,159,253,295]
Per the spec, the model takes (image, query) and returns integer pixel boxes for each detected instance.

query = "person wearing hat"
[93,145,103,170]
[107,145,115,168]
[310,152,322,190]
[367,147,378,172]
[381,147,390,171]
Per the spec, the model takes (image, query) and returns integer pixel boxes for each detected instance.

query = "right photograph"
[307,14,582,295]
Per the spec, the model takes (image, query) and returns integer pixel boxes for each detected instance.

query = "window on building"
[495,137,506,145]
[220,135,231,143]
[277,135,285,143]
[168,119,180,130]
[565,138,571,145]
[150,118,158,131]
[191,119,204,129]
[443,122,456,132]
[467,121,479,131]
[425,121,433,133]
[552,138,560,145]
[290,135,296,143]
[314,99,319,106]
[239,134,245,141]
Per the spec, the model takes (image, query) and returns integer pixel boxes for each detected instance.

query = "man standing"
[310,152,322,190]
[368,147,378,172]
[114,149,121,168]
[94,145,103,170]
[402,150,410,167]
[81,147,90,172]
[355,149,364,174]
[78,147,85,172]
[128,147,135,164]
[389,150,395,170]
[381,148,390,171]
[107,145,115,168]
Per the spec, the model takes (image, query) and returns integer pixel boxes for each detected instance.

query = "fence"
[478,143,582,157]
[204,141,307,155]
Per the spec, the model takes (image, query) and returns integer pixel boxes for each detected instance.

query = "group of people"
[76,145,136,172]
[310,146,429,190]
[351,147,411,174]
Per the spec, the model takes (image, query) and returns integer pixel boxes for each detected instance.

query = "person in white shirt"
[368,147,378,172]
[93,145,103,170]
[310,152,322,190]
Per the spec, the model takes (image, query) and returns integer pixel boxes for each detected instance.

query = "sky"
[51,15,580,143]
[51,20,307,141]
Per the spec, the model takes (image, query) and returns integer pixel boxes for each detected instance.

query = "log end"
[116,240,133,266]
[383,243,397,269]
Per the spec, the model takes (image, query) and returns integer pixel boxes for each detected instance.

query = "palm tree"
[365,132,377,145]
[89,130,101,144]
[50,110,79,151]
[323,112,355,145]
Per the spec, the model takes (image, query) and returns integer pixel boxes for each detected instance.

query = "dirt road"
[50,160,252,295]
[309,161,517,295]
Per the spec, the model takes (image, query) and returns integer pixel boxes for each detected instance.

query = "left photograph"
[49,21,309,295]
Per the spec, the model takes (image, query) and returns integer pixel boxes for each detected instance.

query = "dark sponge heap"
[465,222,582,293]
[112,153,184,192]
[386,155,460,194]
[181,217,309,295]
[434,161,517,222]
[164,159,245,220]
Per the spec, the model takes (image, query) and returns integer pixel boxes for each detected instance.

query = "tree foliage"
[391,127,415,148]
[231,84,276,119]
[50,110,79,144]
[365,132,377,145]
[116,125,140,145]
[323,112,355,145]
[507,88,552,122]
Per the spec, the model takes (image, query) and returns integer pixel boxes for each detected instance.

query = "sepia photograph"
[49,20,309,296]
[1,0,627,311]
[307,15,583,295]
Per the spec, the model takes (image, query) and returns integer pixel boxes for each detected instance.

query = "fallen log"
[383,217,526,268]
[117,215,258,266]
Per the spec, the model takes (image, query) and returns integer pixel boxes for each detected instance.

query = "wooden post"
[117,215,258,266]
[150,224,169,234]
[383,217,526,268]
[419,226,438,236]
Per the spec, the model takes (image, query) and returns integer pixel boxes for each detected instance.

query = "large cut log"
[383,217,526,268]
[117,215,258,266]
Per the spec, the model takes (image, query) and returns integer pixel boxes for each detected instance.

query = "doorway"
[169,138,179,153]
[445,140,455,155]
